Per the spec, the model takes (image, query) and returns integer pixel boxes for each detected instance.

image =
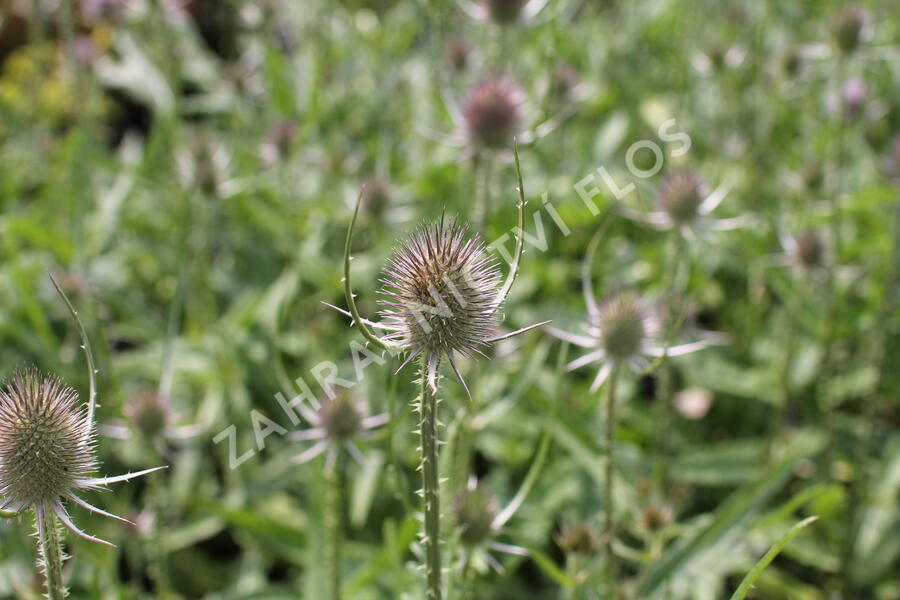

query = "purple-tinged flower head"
[659,171,710,225]
[462,77,525,150]
[479,0,528,25]
[124,390,174,440]
[317,394,365,441]
[378,216,502,366]
[0,369,96,509]
[445,38,473,72]
[452,485,500,546]
[555,522,600,556]
[590,292,657,363]
[832,6,870,54]
[842,77,867,118]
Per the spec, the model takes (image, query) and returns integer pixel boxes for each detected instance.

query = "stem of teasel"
[37,506,66,600]
[325,449,347,600]
[419,356,442,600]
[604,364,621,587]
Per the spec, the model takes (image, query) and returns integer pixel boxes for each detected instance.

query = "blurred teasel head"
[452,485,500,546]
[832,6,870,54]
[317,394,366,442]
[659,171,709,225]
[445,38,474,72]
[360,177,394,219]
[479,0,528,25]
[462,77,525,150]
[792,230,826,270]
[637,502,675,535]
[591,291,657,364]
[124,390,175,440]
[260,119,298,167]
[555,522,600,556]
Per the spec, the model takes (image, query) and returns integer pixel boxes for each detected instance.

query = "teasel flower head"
[124,390,175,440]
[832,6,870,54]
[0,368,164,546]
[288,394,388,468]
[462,77,525,150]
[637,502,675,535]
[775,228,830,274]
[555,522,600,556]
[449,478,529,573]
[547,235,713,391]
[616,170,754,239]
[328,147,548,397]
[452,485,500,546]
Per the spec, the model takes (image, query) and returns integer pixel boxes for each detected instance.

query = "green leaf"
[728,516,819,600]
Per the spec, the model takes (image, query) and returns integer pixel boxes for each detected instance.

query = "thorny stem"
[325,449,346,600]
[419,356,443,600]
[38,507,66,600]
[604,364,621,587]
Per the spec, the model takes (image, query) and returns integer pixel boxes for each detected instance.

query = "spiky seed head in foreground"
[832,6,869,54]
[378,216,502,362]
[124,390,174,440]
[590,292,654,363]
[0,369,96,509]
[479,0,527,25]
[452,486,499,546]
[317,394,365,441]
[659,171,709,224]
[462,77,525,150]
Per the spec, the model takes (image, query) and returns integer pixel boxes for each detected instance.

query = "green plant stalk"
[38,508,66,600]
[419,357,442,600]
[148,470,172,598]
[766,281,802,461]
[325,449,346,600]
[604,364,621,585]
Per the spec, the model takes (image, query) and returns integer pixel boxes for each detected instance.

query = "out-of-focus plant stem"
[604,364,621,586]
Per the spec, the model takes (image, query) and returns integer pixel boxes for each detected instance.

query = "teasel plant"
[0,276,165,599]
[328,145,546,599]
[546,231,715,588]
[287,393,388,600]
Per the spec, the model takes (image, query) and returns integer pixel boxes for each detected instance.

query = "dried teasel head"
[555,522,600,555]
[462,77,525,150]
[479,0,528,25]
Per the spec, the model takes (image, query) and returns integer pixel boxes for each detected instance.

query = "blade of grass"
[728,516,819,600]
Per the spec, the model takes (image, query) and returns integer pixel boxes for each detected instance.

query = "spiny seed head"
[462,77,525,150]
[591,292,652,362]
[659,171,709,223]
[124,390,173,439]
[317,394,365,441]
[832,6,869,54]
[480,0,527,24]
[793,230,825,269]
[555,523,600,555]
[452,487,499,546]
[379,216,501,360]
[0,368,96,508]
[637,503,675,534]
